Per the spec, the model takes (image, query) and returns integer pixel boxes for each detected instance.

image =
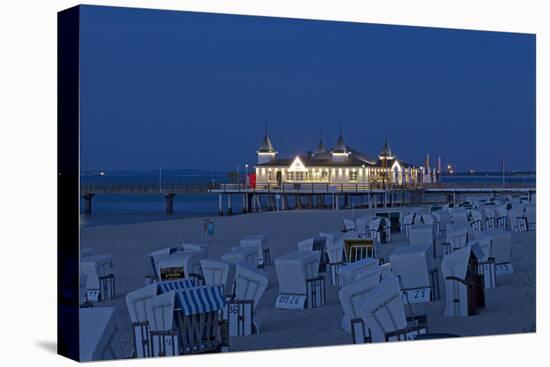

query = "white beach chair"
[125,284,158,358]
[222,246,258,268]
[495,206,509,230]
[320,231,346,285]
[468,210,484,232]
[79,307,124,361]
[229,263,269,335]
[523,206,536,230]
[368,217,391,243]
[430,212,441,237]
[445,224,473,253]
[240,234,271,267]
[200,259,236,298]
[401,213,416,238]
[483,208,496,230]
[80,254,115,302]
[275,251,324,309]
[297,237,314,252]
[339,268,385,334]
[355,216,374,236]
[357,274,427,342]
[342,218,357,233]
[145,292,178,357]
[449,208,469,227]
[441,244,486,317]
[148,247,181,279]
[390,243,438,302]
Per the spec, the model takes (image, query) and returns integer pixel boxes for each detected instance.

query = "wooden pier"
[80,182,535,215]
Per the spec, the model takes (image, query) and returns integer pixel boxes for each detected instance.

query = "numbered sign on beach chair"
[79,307,124,362]
[156,251,206,283]
[344,238,376,263]
[200,259,236,298]
[229,263,269,335]
[441,244,486,317]
[474,229,513,276]
[275,251,324,309]
[240,234,271,268]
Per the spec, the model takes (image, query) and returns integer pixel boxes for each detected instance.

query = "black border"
[57,5,80,361]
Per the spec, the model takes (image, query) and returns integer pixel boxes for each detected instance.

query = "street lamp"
[245,164,249,189]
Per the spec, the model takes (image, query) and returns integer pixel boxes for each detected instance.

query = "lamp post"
[245,164,249,190]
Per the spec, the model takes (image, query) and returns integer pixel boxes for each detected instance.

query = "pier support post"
[218,194,223,216]
[83,193,95,214]
[165,193,176,214]
[367,192,371,209]
[227,194,233,216]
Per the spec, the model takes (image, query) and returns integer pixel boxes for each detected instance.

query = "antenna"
[339,120,344,135]
[159,165,162,193]
[264,119,269,134]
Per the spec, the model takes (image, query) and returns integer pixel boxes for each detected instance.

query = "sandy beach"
[81,207,536,356]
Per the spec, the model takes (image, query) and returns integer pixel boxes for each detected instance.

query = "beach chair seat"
[275,251,324,309]
[79,307,124,361]
[344,238,376,263]
[441,244,486,317]
[240,234,271,268]
[200,259,236,298]
[80,254,115,302]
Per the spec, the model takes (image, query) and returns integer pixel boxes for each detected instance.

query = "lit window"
[350,171,358,182]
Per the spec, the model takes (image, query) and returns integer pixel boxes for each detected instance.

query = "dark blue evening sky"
[79,5,536,172]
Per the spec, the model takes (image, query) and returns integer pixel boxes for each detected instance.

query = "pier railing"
[80,181,535,195]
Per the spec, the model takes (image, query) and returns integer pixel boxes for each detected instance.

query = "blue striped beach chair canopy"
[158,279,196,294]
[175,285,226,315]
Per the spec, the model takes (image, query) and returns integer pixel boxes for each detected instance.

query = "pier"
[80,182,535,215]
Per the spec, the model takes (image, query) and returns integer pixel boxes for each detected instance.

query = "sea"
[80,171,535,227]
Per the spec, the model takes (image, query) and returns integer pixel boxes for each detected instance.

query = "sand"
[80,207,536,356]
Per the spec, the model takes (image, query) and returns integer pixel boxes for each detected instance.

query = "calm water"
[80,173,535,227]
